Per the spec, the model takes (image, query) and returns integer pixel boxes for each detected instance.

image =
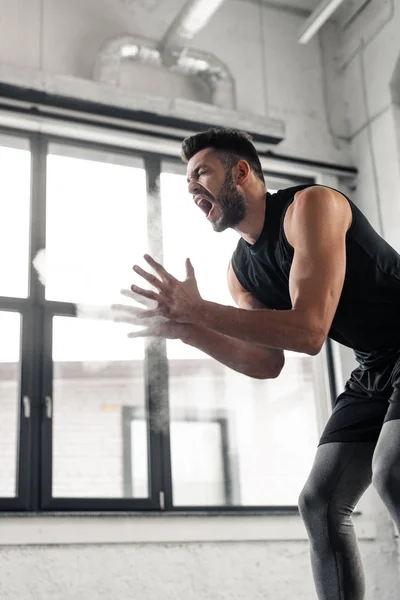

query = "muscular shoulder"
[284,185,352,247]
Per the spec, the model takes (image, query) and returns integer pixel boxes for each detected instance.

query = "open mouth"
[195,196,214,219]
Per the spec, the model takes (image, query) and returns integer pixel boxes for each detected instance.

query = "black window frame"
[0,124,335,513]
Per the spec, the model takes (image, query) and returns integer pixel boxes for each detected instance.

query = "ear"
[233,160,251,185]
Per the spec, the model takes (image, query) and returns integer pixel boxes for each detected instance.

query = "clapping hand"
[111,254,203,339]
[130,254,203,324]
[112,288,183,339]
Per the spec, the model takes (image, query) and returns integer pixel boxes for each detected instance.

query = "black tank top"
[231,184,400,363]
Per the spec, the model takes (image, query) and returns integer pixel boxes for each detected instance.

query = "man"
[121,128,400,600]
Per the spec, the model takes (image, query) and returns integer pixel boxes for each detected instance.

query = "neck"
[234,190,267,245]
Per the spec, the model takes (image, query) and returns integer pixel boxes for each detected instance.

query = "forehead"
[186,148,219,177]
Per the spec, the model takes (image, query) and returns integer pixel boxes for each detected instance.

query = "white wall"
[329,0,400,248]
[0,540,387,600]
[1,0,400,598]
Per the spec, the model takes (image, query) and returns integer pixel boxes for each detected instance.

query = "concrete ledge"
[0,62,285,143]
[0,513,376,546]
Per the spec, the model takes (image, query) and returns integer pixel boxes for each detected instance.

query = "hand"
[111,288,187,340]
[130,254,203,324]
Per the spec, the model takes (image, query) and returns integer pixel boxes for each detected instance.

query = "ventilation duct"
[93,35,235,109]
[158,0,226,67]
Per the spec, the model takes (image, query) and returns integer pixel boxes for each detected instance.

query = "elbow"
[304,328,326,356]
[251,352,285,380]
[266,363,284,379]
[270,352,285,378]
[306,344,323,357]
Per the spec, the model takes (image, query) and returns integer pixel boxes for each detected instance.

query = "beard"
[211,171,247,232]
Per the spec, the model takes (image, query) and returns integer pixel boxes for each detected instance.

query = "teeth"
[195,196,212,205]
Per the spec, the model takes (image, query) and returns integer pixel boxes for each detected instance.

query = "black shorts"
[318,349,400,446]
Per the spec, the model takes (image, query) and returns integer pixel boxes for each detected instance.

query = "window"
[0,134,31,510]
[0,136,31,299]
[0,311,21,498]
[0,130,332,512]
[42,143,157,509]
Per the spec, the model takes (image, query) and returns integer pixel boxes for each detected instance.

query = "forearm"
[180,323,284,379]
[196,301,324,355]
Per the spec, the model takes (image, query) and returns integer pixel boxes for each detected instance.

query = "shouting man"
[120,128,400,600]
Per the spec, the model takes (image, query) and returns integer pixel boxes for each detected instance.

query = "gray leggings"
[298,420,400,600]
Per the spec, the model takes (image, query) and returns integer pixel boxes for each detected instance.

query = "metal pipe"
[298,0,348,44]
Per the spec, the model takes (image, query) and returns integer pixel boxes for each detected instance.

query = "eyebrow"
[186,163,207,184]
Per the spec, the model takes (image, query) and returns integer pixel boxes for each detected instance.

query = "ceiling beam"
[298,0,347,43]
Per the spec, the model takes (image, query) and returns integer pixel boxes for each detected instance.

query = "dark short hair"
[181,127,265,184]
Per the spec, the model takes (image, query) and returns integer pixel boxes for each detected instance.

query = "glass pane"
[130,420,149,497]
[0,137,31,298]
[52,316,148,498]
[0,311,21,497]
[45,144,147,305]
[170,420,226,505]
[160,166,321,506]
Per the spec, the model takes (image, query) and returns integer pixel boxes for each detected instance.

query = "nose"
[188,179,202,196]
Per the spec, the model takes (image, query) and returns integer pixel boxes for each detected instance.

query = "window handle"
[23,396,31,419]
[44,396,53,419]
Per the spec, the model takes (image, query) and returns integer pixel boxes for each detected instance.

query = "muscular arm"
[196,186,352,355]
[180,267,285,379]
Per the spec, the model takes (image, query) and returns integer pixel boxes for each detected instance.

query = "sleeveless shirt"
[231,184,400,365]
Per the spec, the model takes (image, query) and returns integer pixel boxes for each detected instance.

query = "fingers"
[119,288,156,308]
[133,265,165,291]
[112,303,142,316]
[185,258,195,279]
[143,254,176,282]
[127,328,155,338]
[130,284,160,303]
[113,315,165,326]
[113,315,141,325]
[135,307,165,319]
[111,304,168,325]
[111,303,142,325]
